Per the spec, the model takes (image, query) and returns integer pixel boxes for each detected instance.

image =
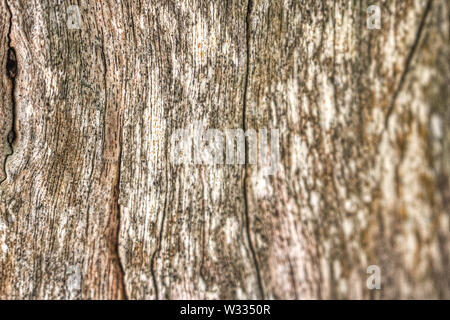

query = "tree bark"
[0,0,449,299]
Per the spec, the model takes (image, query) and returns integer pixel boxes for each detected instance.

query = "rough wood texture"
[0,0,449,299]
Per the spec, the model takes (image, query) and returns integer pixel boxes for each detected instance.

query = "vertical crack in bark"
[150,232,160,299]
[384,0,433,128]
[0,0,17,186]
[100,34,128,299]
[150,196,165,300]
[242,0,265,299]
[115,143,128,299]
[150,138,169,300]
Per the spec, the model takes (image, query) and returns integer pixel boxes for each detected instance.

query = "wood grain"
[0,0,449,299]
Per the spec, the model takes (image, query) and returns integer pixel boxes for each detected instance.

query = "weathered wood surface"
[0,0,449,299]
